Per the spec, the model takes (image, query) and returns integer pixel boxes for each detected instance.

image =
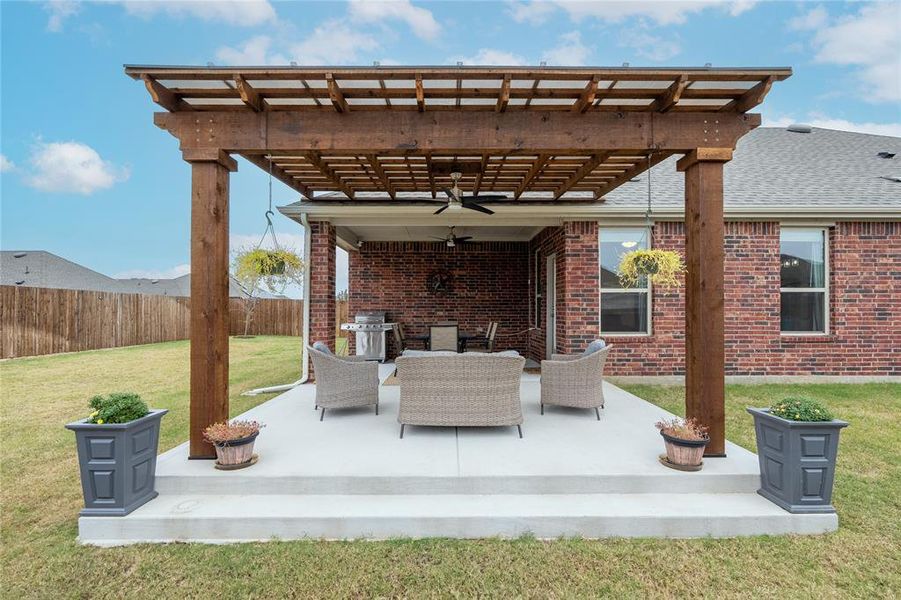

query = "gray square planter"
[66,409,167,516]
[747,407,848,514]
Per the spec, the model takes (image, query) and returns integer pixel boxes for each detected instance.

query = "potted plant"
[618,249,685,288]
[656,417,709,470]
[66,393,167,516]
[203,420,264,470]
[748,398,848,513]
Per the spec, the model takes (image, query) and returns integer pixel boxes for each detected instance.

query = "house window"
[780,228,828,334]
[599,227,650,334]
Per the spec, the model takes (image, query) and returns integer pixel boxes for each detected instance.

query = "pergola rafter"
[125,64,790,458]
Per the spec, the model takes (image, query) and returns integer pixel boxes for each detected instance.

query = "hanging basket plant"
[618,249,685,288]
[235,248,301,279]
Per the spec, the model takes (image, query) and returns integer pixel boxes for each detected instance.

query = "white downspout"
[243,212,313,395]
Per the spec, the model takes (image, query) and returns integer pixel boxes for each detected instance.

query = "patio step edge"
[155,472,760,495]
[78,492,837,546]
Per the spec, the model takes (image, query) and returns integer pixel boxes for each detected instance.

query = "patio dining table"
[407,331,482,352]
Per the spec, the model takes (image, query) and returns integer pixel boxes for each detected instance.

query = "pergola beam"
[514,154,551,199]
[155,111,761,154]
[651,75,688,112]
[234,75,264,112]
[142,75,189,112]
[308,151,356,199]
[326,74,349,113]
[553,153,609,200]
[496,75,511,113]
[367,154,396,199]
[572,76,599,113]
[241,153,312,197]
[727,75,775,113]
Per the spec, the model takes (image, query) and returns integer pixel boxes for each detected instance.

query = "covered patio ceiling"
[127,66,789,202]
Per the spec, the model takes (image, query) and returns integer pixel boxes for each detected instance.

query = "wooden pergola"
[126,65,790,458]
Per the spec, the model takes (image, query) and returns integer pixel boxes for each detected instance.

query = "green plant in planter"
[618,249,685,288]
[232,247,304,336]
[770,397,834,421]
[87,392,149,424]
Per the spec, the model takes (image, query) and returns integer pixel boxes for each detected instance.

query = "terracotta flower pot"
[212,432,258,466]
[661,431,709,466]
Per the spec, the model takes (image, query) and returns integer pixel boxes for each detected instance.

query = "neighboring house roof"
[290,127,901,211]
[0,251,286,299]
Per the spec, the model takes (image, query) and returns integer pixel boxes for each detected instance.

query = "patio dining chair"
[307,343,380,420]
[429,324,459,352]
[391,323,407,353]
[466,321,498,353]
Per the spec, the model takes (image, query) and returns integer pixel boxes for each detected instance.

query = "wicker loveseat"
[394,351,526,438]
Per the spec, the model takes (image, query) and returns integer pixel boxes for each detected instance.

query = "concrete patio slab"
[78,365,838,544]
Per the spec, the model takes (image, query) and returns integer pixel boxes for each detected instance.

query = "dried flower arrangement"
[655,417,709,441]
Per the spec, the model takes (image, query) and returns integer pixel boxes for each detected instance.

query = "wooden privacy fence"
[0,285,306,359]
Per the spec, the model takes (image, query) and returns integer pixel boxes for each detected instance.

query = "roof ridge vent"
[787,123,812,133]
[877,151,896,159]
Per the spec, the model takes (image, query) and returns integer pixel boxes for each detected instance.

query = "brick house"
[283,127,900,377]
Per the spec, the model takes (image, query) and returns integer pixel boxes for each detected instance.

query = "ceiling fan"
[431,226,472,248]
[430,171,505,215]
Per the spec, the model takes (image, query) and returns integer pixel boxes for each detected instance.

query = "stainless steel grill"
[340,311,394,362]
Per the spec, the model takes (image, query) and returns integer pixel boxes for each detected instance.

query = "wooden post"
[677,148,732,457]
[186,150,237,458]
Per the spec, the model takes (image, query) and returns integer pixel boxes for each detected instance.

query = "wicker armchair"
[394,352,526,437]
[540,345,612,420]
[307,344,379,420]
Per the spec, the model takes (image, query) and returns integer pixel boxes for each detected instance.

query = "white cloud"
[541,30,591,65]
[114,263,191,280]
[43,0,80,31]
[618,29,681,61]
[510,0,756,26]
[805,3,901,103]
[216,35,288,66]
[764,114,901,138]
[454,49,528,66]
[24,141,129,195]
[506,0,556,25]
[119,0,276,26]
[288,20,380,65]
[0,154,15,173]
[217,20,381,66]
[787,5,828,32]
[348,0,441,41]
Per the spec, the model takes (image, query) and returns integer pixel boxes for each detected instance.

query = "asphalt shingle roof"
[605,127,901,207]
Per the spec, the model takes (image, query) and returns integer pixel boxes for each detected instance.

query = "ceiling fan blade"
[433,205,449,215]
[455,236,473,242]
[462,194,507,201]
[462,202,494,215]
[441,187,460,201]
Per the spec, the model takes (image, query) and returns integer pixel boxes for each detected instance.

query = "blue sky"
[1,0,899,296]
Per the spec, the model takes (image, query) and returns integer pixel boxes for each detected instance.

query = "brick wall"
[601,221,900,376]
[339,221,899,375]
[307,222,336,377]
[348,241,531,358]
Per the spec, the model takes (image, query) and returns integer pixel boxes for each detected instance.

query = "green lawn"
[1,338,899,598]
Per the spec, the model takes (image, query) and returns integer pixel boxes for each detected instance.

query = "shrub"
[87,393,149,424]
[770,397,834,422]
[618,249,685,288]
[655,417,709,441]
[203,420,264,445]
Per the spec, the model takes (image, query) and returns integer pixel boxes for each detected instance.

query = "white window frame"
[780,226,830,336]
[599,226,652,336]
